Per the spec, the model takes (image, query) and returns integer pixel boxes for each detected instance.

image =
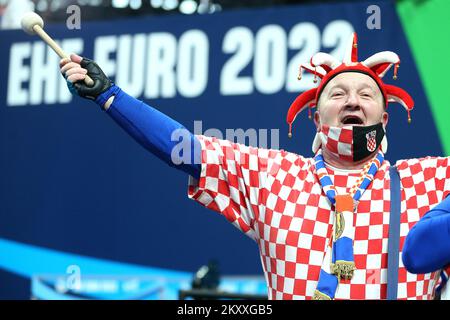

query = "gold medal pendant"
[334,194,353,239]
[332,194,356,280]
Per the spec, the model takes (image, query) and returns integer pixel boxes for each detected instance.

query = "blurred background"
[0,0,449,299]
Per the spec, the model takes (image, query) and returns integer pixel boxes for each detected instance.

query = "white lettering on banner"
[220,27,254,95]
[95,31,209,99]
[285,22,320,93]
[254,25,286,95]
[5,20,354,107]
[29,42,59,105]
[116,34,146,97]
[221,20,354,96]
[7,39,83,106]
[7,42,31,106]
[322,20,355,63]
[177,30,209,98]
[146,32,177,99]
[94,35,118,79]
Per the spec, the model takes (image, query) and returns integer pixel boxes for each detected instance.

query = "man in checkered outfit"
[59,33,450,300]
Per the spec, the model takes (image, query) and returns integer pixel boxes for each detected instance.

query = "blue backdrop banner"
[0,0,438,299]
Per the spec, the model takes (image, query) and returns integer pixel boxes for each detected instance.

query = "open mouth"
[341,115,364,125]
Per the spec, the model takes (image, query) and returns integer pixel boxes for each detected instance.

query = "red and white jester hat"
[286,32,414,144]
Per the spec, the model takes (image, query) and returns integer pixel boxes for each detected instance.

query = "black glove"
[71,58,112,100]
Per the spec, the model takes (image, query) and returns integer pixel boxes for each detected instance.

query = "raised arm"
[60,54,201,178]
[402,194,450,274]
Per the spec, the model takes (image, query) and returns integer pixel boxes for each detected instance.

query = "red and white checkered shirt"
[188,135,450,300]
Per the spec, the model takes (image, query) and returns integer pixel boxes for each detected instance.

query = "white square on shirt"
[365,284,381,299]
[266,193,278,211]
[271,211,282,228]
[406,270,417,282]
[283,277,295,294]
[369,200,384,214]
[271,273,278,290]
[424,177,435,190]
[276,170,287,184]
[276,229,288,244]
[304,205,318,221]
[295,263,308,278]
[269,242,277,258]
[277,260,286,277]
[354,239,368,255]
[351,269,366,284]
[318,194,332,210]
[264,256,271,272]
[309,249,325,266]
[416,280,424,295]
[366,254,382,269]
[229,185,240,203]
[297,233,312,249]
[290,217,303,232]
[249,186,259,205]
[412,171,425,185]
[313,221,329,236]
[368,224,383,239]
[249,155,259,171]
[278,185,291,201]
[215,193,230,211]
[285,245,298,262]
[403,187,416,201]
[407,210,420,224]
[397,282,407,299]
[306,280,319,297]
[400,222,410,237]
[284,201,297,217]
[299,191,311,204]
[227,160,238,175]
[356,213,370,226]
[264,224,271,240]
[335,283,350,299]
[205,176,218,192]
[417,194,430,208]
[383,211,390,224]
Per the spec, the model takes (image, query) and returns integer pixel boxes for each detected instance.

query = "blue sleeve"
[95,85,201,179]
[402,195,450,274]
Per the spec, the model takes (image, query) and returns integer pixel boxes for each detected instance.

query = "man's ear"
[382,111,389,127]
[314,111,321,132]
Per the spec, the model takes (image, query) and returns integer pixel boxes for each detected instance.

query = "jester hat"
[286,33,414,147]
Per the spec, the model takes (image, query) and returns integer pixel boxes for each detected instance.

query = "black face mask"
[352,123,385,162]
[317,122,386,162]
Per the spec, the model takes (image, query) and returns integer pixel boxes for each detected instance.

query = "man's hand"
[60,54,113,103]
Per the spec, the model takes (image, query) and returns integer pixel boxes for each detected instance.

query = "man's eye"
[332,92,344,97]
[361,92,372,98]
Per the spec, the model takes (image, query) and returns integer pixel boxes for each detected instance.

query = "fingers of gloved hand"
[59,57,71,68]
[60,61,83,75]
[67,73,86,83]
[70,53,83,64]
[65,67,87,78]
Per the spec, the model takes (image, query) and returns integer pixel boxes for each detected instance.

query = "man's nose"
[344,92,361,110]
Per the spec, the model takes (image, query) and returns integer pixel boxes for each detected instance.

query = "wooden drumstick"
[20,12,94,87]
